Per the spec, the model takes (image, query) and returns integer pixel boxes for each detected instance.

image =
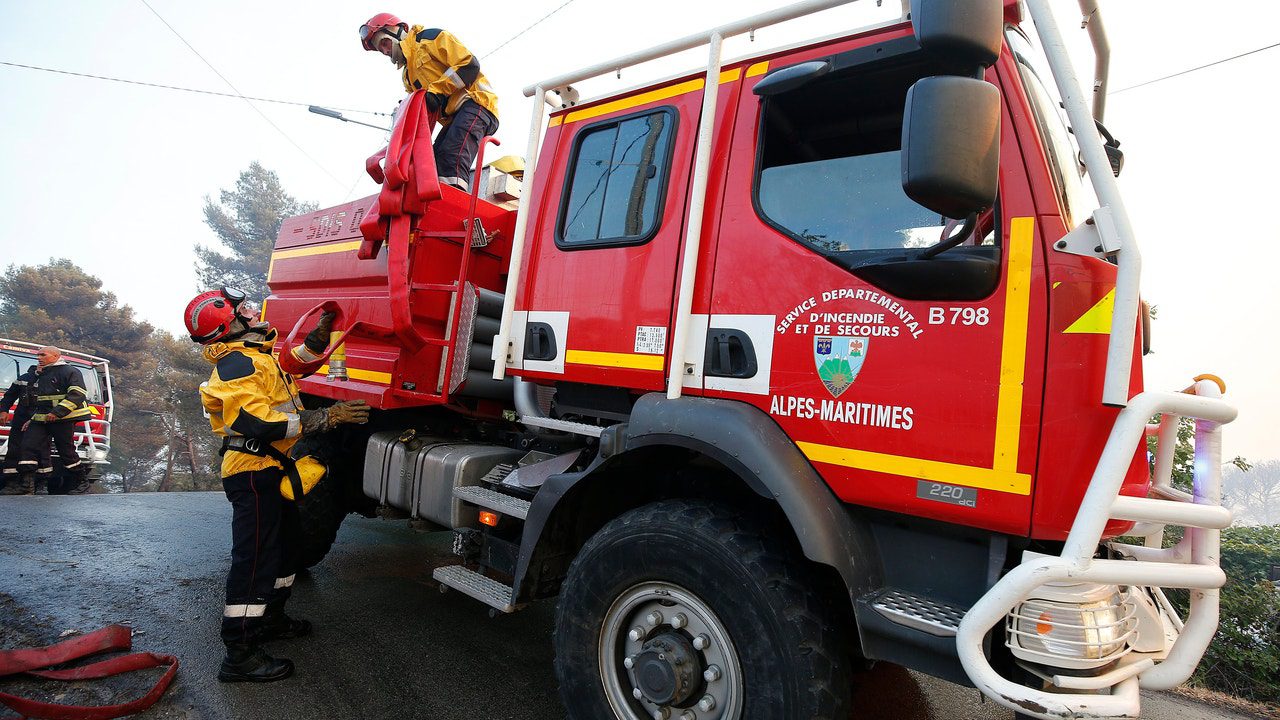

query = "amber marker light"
[479,511,500,527]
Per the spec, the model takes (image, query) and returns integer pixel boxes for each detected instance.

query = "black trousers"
[18,419,79,478]
[221,466,301,648]
[434,100,499,191]
[2,415,39,487]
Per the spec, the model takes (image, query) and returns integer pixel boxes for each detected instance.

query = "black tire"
[554,499,851,720]
[294,473,348,569]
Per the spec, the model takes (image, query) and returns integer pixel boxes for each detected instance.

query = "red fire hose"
[0,625,178,719]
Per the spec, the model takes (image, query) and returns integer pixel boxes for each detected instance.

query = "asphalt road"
[0,493,1261,720]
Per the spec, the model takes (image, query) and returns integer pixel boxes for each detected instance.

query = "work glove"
[326,400,370,428]
[424,92,448,114]
[304,311,337,353]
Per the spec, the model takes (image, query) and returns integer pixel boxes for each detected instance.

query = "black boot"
[218,645,294,683]
[7,473,36,496]
[0,474,27,495]
[67,472,94,495]
[261,614,313,641]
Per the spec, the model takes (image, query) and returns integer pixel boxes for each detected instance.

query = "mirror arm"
[920,213,977,260]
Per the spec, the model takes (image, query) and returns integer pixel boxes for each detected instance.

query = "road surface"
[0,493,1261,719]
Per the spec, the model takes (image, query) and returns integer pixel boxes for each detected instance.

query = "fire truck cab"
[263,1,1236,718]
[0,339,112,493]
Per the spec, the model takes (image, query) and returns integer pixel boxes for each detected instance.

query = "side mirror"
[901,76,1000,219]
[753,60,832,97]
[910,0,1004,69]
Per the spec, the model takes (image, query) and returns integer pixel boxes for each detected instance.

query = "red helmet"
[185,287,248,344]
[360,13,407,51]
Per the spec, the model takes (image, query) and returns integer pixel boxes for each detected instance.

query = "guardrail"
[957,378,1237,719]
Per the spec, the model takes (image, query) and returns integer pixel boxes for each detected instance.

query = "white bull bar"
[957,378,1237,719]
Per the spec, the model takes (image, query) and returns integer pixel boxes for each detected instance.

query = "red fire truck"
[0,339,112,493]
[264,1,1236,718]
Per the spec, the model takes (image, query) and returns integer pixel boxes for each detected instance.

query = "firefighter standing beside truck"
[0,363,40,494]
[360,12,500,191]
[13,347,94,495]
[185,287,370,683]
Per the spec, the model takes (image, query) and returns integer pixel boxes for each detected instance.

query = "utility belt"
[220,436,324,501]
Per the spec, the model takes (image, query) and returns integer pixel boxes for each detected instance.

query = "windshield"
[0,350,26,391]
[1006,25,1099,227]
[74,365,104,404]
[0,350,104,404]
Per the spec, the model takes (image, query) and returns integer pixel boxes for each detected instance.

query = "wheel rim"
[598,581,744,720]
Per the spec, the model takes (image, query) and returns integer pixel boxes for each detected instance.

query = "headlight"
[1007,584,1137,670]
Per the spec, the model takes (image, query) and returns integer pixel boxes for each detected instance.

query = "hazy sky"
[1,0,1276,464]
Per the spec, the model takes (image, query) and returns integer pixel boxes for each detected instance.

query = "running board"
[433,565,518,613]
[518,415,603,437]
[453,485,531,520]
[870,588,966,637]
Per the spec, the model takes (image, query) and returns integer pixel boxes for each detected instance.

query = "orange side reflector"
[479,511,500,527]
[1036,612,1054,635]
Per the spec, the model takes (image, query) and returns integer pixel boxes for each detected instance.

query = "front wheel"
[554,499,851,720]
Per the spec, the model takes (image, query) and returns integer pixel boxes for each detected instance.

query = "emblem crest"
[813,336,868,398]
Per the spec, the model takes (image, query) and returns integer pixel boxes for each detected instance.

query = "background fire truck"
[263,1,1237,718]
[0,339,112,494]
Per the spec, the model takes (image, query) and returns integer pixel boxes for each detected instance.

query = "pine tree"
[195,162,316,301]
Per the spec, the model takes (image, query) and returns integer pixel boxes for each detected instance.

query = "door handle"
[704,329,757,379]
[525,323,558,362]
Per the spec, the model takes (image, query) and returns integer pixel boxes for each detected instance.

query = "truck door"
[702,34,1048,536]
[513,79,706,392]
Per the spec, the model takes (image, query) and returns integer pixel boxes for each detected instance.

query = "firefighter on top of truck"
[185,286,370,683]
[11,347,94,495]
[0,362,40,494]
[359,12,500,191]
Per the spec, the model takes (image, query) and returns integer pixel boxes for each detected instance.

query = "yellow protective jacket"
[200,331,305,478]
[399,25,499,124]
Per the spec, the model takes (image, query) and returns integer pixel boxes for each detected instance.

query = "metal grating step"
[517,415,603,438]
[433,565,517,613]
[453,485,531,520]
[870,588,967,637]
[480,462,516,486]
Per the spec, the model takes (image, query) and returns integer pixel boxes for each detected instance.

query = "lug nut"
[624,655,636,670]
[679,713,697,720]
[652,709,670,720]
[698,695,716,712]
[692,634,711,651]
[703,665,721,682]
[629,626,646,642]
[646,610,664,626]
[671,613,688,629]
[633,688,644,700]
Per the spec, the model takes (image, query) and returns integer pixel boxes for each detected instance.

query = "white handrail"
[1025,0,1138,407]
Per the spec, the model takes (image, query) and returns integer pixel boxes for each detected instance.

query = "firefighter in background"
[360,12,500,191]
[14,347,94,495]
[185,287,370,683]
[0,363,41,495]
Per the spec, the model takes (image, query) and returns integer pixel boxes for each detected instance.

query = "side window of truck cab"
[753,43,1001,300]
[556,109,678,249]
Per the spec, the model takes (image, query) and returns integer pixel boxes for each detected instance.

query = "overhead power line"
[138,0,349,190]
[1110,41,1280,95]
[481,0,580,59]
[0,61,389,116]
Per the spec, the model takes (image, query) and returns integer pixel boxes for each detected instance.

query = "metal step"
[480,462,517,486]
[433,564,517,613]
[869,588,967,637]
[517,414,603,438]
[453,485,531,520]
